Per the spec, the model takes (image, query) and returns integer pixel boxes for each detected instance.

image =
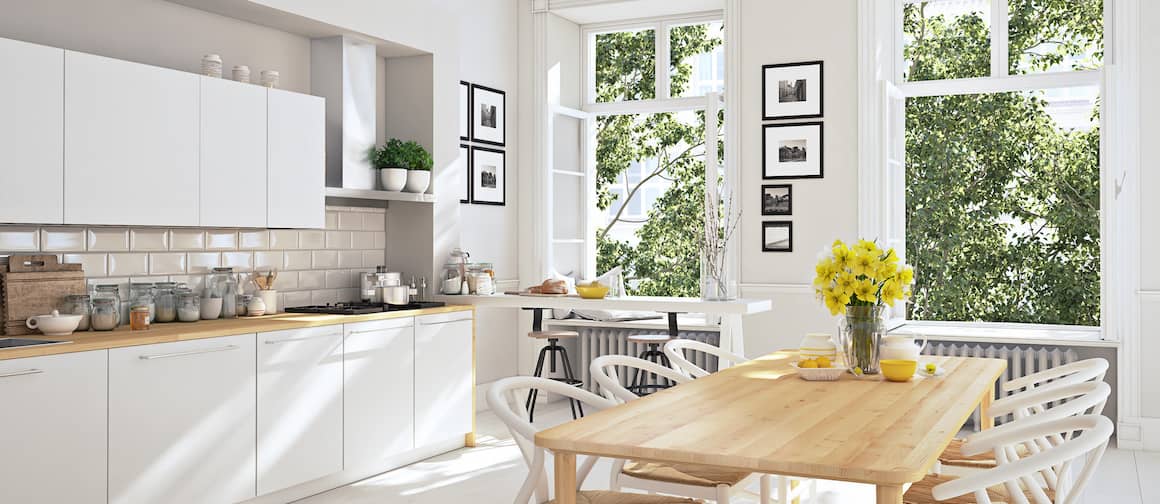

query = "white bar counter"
[439,294,771,356]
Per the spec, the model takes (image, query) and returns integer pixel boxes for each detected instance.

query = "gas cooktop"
[284,301,446,315]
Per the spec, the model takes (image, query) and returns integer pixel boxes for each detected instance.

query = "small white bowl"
[790,363,847,381]
[26,310,83,336]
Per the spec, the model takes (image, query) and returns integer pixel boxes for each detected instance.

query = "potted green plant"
[400,140,434,193]
[372,139,408,191]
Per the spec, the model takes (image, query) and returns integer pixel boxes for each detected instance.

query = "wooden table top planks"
[536,351,1006,504]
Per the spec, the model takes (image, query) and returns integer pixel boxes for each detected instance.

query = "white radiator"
[923,341,1079,427]
[566,326,719,395]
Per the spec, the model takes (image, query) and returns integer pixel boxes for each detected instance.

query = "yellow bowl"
[880,359,917,382]
[576,284,610,299]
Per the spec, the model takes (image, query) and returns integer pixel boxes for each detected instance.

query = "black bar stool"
[627,333,674,396]
[524,330,585,422]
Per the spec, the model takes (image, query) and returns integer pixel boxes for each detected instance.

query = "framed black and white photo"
[762,221,793,252]
[470,146,506,205]
[459,144,471,203]
[762,61,823,120]
[471,83,506,146]
[763,122,823,180]
[459,81,471,141]
[762,184,792,216]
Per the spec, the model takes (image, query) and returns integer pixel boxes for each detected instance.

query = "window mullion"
[656,22,670,100]
[992,0,1010,77]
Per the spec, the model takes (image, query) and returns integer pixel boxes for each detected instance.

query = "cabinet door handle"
[418,319,470,327]
[139,345,239,360]
[348,327,410,335]
[264,333,342,344]
[0,369,43,379]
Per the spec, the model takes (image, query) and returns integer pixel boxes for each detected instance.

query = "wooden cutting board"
[1,255,86,336]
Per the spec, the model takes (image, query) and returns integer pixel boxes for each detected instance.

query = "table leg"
[876,484,904,504]
[980,387,994,430]
[554,451,577,504]
[720,313,746,363]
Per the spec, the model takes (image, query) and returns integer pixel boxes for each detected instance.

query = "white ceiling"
[549,0,725,24]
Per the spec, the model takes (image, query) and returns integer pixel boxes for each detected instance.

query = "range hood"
[311,36,377,190]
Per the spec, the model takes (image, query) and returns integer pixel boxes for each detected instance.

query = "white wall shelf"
[325,187,436,203]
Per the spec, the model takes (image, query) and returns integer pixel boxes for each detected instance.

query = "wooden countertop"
[0,305,473,361]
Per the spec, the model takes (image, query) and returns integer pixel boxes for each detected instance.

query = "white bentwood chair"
[904,414,1114,504]
[487,376,702,504]
[937,358,1109,471]
[662,339,749,379]
[590,355,812,504]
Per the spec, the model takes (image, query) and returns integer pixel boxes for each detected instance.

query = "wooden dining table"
[535,351,1007,504]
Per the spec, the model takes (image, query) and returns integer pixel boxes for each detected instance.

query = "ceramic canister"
[799,332,838,361]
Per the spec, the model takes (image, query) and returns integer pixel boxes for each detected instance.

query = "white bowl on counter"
[25,310,83,336]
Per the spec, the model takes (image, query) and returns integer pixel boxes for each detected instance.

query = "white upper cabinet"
[257,326,343,495]
[108,335,257,504]
[414,311,474,447]
[200,77,268,227]
[344,317,416,469]
[0,351,107,503]
[0,38,64,224]
[267,88,325,229]
[65,51,200,226]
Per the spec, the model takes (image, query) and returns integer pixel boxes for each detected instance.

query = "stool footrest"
[548,377,584,387]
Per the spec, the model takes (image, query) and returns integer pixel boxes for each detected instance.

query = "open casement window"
[869,0,1105,327]
[550,12,726,297]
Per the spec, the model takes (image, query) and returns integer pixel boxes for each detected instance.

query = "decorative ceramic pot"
[404,170,430,193]
[380,168,407,191]
[838,305,885,374]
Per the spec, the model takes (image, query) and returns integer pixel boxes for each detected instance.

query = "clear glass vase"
[838,305,885,375]
[701,274,737,301]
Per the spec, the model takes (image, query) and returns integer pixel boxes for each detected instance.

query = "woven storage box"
[1,255,86,336]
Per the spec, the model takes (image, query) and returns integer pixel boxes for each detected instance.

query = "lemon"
[853,367,863,376]
[800,360,819,369]
[816,356,831,368]
[926,363,937,374]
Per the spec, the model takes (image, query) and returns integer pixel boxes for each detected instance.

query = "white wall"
[1136,0,1160,442]
[737,0,859,357]
[0,0,312,93]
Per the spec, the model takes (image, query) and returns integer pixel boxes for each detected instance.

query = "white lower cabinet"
[109,334,257,504]
[257,326,344,495]
[344,317,416,469]
[0,351,107,503]
[414,311,474,447]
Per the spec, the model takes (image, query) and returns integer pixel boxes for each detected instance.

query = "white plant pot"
[379,168,408,191]
[404,170,431,193]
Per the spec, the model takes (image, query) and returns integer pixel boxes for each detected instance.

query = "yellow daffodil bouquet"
[814,239,914,316]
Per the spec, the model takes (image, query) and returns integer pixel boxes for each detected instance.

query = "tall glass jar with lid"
[129,282,156,323]
[92,284,121,327]
[60,294,92,331]
[153,281,179,323]
[206,267,239,318]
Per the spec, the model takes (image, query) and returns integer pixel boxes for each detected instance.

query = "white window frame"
[569,11,729,295]
[860,0,1134,340]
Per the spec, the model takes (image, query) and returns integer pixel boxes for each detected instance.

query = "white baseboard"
[1143,417,1160,451]
[1117,419,1144,450]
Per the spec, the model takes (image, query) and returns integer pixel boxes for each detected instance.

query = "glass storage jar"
[90,298,119,331]
[129,282,156,323]
[60,294,92,331]
[177,291,201,322]
[442,263,464,295]
[206,267,238,318]
[153,282,178,323]
[92,284,121,327]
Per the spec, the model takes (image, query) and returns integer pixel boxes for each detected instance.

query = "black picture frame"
[470,83,506,147]
[761,184,792,216]
[459,81,471,141]
[762,221,793,252]
[762,121,824,180]
[762,60,824,120]
[459,143,472,203]
[470,146,506,206]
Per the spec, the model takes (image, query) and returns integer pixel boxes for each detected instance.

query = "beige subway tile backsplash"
[42,227,86,251]
[0,206,387,308]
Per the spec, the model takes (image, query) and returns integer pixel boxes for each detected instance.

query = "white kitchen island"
[440,294,771,357]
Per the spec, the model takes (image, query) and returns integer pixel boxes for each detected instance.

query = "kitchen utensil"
[381,285,410,305]
[880,334,927,361]
[25,310,83,336]
[576,283,609,299]
[200,297,223,320]
[789,362,847,381]
[880,359,918,382]
[1,254,86,335]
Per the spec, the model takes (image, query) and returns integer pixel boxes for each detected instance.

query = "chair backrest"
[932,415,1114,504]
[1002,358,1108,394]
[589,354,691,403]
[487,376,617,504]
[662,339,749,378]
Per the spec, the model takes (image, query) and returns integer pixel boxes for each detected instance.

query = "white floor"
[300,402,1159,503]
